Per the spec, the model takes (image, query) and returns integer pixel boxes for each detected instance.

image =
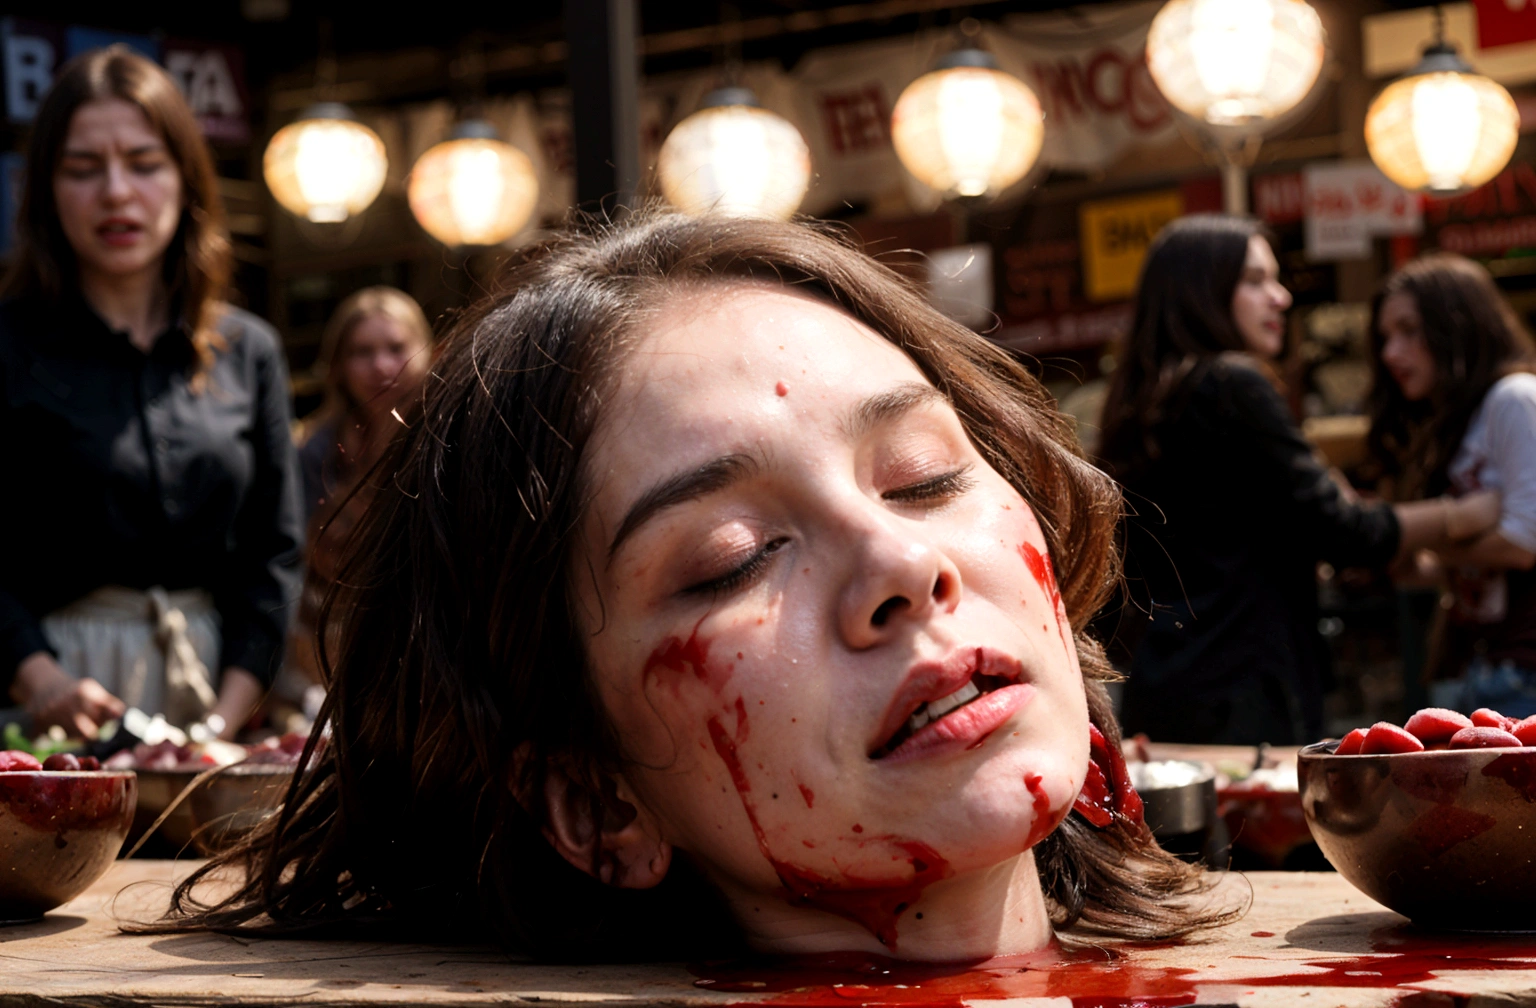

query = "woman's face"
[1378,291,1437,402]
[339,314,430,414]
[53,98,183,286]
[1230,235,1292,359]
[572,284,1090,951]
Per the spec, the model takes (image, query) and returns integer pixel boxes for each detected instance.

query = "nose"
[1269,279,1292,311]
[838,516,962,650]
[103,158,132,203]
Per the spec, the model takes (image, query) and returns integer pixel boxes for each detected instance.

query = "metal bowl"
[132,764,293,854]
[1130,760,1217,836]
[0,770,136,924]
[1299,741,1536,931]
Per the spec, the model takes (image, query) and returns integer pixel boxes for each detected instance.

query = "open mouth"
[870,672,1014,759]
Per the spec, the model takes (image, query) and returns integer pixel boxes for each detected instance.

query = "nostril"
[871,596,908,627]
[932,571,951,600]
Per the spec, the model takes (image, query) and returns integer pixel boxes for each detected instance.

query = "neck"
[725,850,1054,962]
[80,266,168,352]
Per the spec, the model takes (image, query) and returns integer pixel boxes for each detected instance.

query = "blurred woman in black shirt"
[0,47,301,739]
[1098,215,1497,744]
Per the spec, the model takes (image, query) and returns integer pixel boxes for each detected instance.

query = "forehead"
[65,98,162,147]
[613,284,927,430]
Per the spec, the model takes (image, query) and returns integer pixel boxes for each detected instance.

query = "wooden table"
[3,861,1534,1006]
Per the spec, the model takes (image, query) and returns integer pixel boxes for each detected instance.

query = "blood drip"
[797,783,815,809]
[1022,773,1056,848]
[776,381,790,397]
[707,712,952,948]
[1073,724,1146,831]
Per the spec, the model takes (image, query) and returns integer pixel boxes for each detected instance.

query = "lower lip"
[99,228,141,247]
[879,683,1037,765]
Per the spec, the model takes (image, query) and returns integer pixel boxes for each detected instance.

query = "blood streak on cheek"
[643,619,726,696]
[797,782,815,809]
[1018,542,1070,652]
[775,381,790,397]
[706,710,952,947]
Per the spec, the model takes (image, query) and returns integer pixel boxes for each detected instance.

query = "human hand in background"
[11,652,126,739]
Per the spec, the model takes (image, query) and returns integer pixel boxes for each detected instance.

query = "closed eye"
[883,466,975,504]
[683,537,789,597]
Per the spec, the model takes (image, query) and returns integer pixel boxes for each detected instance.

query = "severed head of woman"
[161,212,1230,962]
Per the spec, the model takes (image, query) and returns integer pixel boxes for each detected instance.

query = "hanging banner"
[1080,189,1183,302]
[1304,161,1422,262]
[162,40,250,144]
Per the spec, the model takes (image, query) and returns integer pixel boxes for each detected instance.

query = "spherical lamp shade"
[891,52,1044,199]
[263,102,388,223]
[408,124,540,246]
[1147,0,1325,126]
[1365,55,1519,195]
[657,89,812,219]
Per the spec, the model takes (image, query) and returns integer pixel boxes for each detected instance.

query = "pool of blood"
[690,922,1536,1006]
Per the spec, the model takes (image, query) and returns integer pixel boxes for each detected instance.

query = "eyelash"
[680,467,973,598]
[685,537,789,597]
[883,465,975,504]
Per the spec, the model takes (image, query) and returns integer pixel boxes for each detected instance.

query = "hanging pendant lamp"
[1364,39,1519,195]
[263,102,388,223]
[891,49,1043,200]
[408,120,540,247]
[657,87,812,219]
[1146,0,1325,127]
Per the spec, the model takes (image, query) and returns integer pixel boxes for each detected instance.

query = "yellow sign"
[1079,190,1184,303]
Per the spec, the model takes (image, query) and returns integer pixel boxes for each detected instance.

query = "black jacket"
[0,295,303,693]
[1112,356,1400,744]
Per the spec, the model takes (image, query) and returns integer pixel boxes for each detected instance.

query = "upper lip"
[97,217,142,232]
[869,646,1025,758]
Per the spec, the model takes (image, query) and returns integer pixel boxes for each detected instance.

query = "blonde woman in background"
[281,288,433,702]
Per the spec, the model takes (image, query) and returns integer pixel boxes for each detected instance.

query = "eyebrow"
[605,380,947,564]
[843,381,947,439]
[608,453,759,562]
[60,144,165,160]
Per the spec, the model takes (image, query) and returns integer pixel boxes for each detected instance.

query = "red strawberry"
[1404,707,1474,743]
[1361,722,1426,755]
[0,750,43,771]
[1450,726,1522,749]
[1471,708,1515,731]
[1335,728,1369,755]
[1513,716,1536,746]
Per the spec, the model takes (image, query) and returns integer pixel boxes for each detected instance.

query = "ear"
[540,764,672,889]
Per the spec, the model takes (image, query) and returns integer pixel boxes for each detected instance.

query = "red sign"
[1427,160,1536,256]
[819,85,891,155]
[1254,173,1306,225]
[1474,0,1536,48]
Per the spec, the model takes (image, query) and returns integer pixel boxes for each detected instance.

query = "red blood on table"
[1403,707,1473,744]
[1449,726,1522,749]
[1471,708,1515,731]
[0,750,43,771]
[42,752,80,771]
[1360,722,1425,755]
[1335,728,1368,755]
[1512,715,1536,746]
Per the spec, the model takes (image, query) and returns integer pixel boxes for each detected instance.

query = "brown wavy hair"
[1366,252,1536,499]
[1,45,231,376]
[149,210,1235,957]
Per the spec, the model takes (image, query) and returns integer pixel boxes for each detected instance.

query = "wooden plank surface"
[1,861,1533,1006]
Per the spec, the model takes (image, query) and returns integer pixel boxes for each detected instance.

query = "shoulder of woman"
[1483,371,1536,408]
[212,303,281,356]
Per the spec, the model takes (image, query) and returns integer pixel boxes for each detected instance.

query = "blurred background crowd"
[1,0,1533,762]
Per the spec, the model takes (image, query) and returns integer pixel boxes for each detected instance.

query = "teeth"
[906,680,981,733]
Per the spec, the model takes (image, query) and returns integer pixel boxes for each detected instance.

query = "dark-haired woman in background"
[0,47,302,739]
[1098,215,1497,745]
[1369,253,1536,717]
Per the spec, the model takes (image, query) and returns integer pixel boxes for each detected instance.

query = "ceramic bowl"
[1298,741,1536,931]
[0,770,136,923]
[133,764,291,853]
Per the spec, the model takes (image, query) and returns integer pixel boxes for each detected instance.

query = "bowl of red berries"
[1299,707,1536,932]
[0,750,137,924]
